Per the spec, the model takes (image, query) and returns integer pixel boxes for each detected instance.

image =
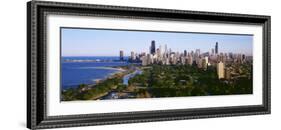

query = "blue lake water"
[62,56,128,61]
[61,56,129,89]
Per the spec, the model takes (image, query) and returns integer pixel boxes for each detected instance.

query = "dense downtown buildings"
[120,40,252,80]
[62,40,253,101]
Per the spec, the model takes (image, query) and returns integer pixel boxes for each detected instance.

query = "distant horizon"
[61,28,253,57]
[62,53,253,57]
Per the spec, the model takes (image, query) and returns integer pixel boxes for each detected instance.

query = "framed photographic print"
[27,0,271,129]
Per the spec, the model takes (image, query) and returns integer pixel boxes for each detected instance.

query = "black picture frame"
[27,0,271,129]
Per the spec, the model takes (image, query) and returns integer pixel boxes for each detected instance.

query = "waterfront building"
[131,51,135,60]
[217,61,225,79]
[120,50,124,61]
[135,53,140,61]
[150,40,156,54]
[215,42,218,54]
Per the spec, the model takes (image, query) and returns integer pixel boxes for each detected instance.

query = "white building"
[217,61,225,79]
[204,56,209,65]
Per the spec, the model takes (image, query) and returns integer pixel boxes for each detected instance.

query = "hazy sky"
[61,28,253,56]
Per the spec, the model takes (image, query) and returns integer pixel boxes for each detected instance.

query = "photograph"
[60,28,253,101]
[27,1,271,129]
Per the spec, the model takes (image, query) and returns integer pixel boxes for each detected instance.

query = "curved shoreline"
[62,66,127,90]
[79,66,126,71]
[61,66,143,101]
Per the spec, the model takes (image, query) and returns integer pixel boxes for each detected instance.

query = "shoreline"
[61,66,141,100]
[62,66,129,90]
[79,66,126,71]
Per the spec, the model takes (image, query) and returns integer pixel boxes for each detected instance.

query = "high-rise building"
[147,54,152,64]
[141,55,148,66]
[195,49,200,56]
[164,44,168,54]
[217,61,225,79]
[215,42,218,54]
[211,49,215,55]
[180,56,186,65]
[150,40,156,54]
[188,53,193,65]
[156,48,161,57]
[159,45,162,55]
[202,58,208,70]
[197,58,203,68]
[242,54,246,63]
[217,53,224,62]
[119,50,124,61]
[184,50,187,56]
[204,56,209,67]
[131,51,135,60]
[237,54,243,64]
[225,67,231,80]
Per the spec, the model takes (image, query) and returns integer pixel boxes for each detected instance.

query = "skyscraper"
[204,56,209,64]
[225,67,231,80]
[131,51,135,60]
[164,44,168,54]
[217,61,224,79]
[195,49,200,56]
[141,56,148,66]
[156,48,161,58]
[120,50,124,61]
[150,40,156,54]
[197,58,203,68]
[215,42,218,54]
[202,58,208,70]
[159,45,162,55]
[184,50,187,56]
[188,54,193,65]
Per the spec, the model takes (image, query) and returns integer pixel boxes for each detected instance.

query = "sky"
[61,28,253,56]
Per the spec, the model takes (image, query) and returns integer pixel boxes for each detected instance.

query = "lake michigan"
[61,56,129,89]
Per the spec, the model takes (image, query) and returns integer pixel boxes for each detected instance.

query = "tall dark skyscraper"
[184,50,187,56]
[150,40,156,54]
[215,42,218,54]
[120,50,124,61]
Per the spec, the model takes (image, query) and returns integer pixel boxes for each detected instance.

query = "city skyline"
[61,28,253,56]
